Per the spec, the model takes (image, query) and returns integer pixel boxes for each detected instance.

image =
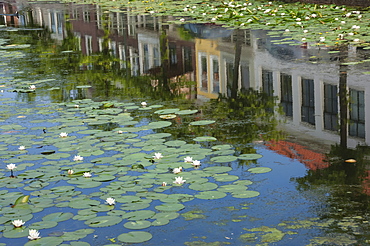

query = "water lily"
[152,152,163,159]
[319,37,325,42]
[141,101,147,106]
[180,18,185,22]
[354,38,360,42]
[18,146,26,150]
[352,25,360,30]
[83,172,92,178]
[311,14,317,18]
[192,160,201,167]
[173,176,186,185]
[162,182,167,186]
[12,219,25,228]
[67,169,74,175]
[74,104,79,108]
[73,155,84,161]
[59,132,68,138]
[7,163,17,170]
[173,167,183,174]
[184,156,193,163]
[28,229,41,240]
[105,197,115,205]
[29,85,36,90]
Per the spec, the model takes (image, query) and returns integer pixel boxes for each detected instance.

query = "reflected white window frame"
[210,55,220,94]
[198,52,208,92]
[85,35,93,55]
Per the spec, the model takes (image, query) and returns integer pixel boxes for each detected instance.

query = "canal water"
[0,1,370,245]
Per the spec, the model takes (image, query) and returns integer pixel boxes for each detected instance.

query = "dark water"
[0,1,370,245]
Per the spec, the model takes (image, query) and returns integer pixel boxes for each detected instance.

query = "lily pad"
[85,216,122,227]
[238,154,263,160]
[117,231,152,243]
[123,220,152,229]
[190,120,216,126]
[248,167,272,174]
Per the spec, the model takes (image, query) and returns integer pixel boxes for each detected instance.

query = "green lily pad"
[232,190,260,198]
[155,203,185,212]
[117,231,152,243]
[85,216,122,227]
[189,182,218,191]
[42,212,74,222]
[193,136,217,142]
[238,154,263,160]
[248,167,272,174]
[24,237,64,246]
[210,156,237,163]
[123,220,152,229]
[190,120,216,126]
[195,191,227,200]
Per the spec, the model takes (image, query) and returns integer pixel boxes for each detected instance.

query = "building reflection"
[7,1,370,148]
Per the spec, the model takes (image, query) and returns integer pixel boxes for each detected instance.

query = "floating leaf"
[195,191,227,200]
[248,167,272,174]
[238,154,263,160]
[210,156,237,163]
[85,216,122,227]
[117,231,152,243]
[123,220,152,229]
[190,120,215,126]
[193,136,217,142]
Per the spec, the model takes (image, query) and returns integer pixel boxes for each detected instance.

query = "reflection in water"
[2,0,370,244]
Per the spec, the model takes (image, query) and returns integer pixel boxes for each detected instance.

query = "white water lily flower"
[303,30,308,33]
[354,39,360,42]
[296,22,301,25]
[184,156,193,163]
[83,172,92,178]
[18,146,26,150]
[192,160,201,167]
[67,169,74,175]
[352,25,360,30]
[105,197,115,205]
[302,38,307,41]
[173,176,186,184]
[311,14,317,18]
[162,182,167,186]
[28,229,41,240]
[74,104,79,108]
[141,101,147,106]
[284,29,290,32]
[60,132,68,138]
[341,21,346,24]
[338,34,344,39]
[173,167,183,174]
[348,32,354,36]
[319,37,325,42]
[305,16,310,20]
[153,152,163,159]
[12,219,25,228]
[345,13,351,17]
[29,85,36,90]
[73,155,84,161]
[179,18,185,22]
[6,163,17,170]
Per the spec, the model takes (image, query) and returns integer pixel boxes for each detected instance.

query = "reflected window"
[143,44,149,73]
[280,73,292,117]
[110,41,117,57]
[262,70,273,97]
[301,78,315,125]
[324,84,338,131]
[85,35,92,55]
[83,10,90,22]
[241,65,250,90]
[211,58,220,94]
[153,47,160,67]
[200,56,208,92]
[226,62,234,97]
[169,44,177,67]
[183,47,193,73]
[349,89,365,138]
